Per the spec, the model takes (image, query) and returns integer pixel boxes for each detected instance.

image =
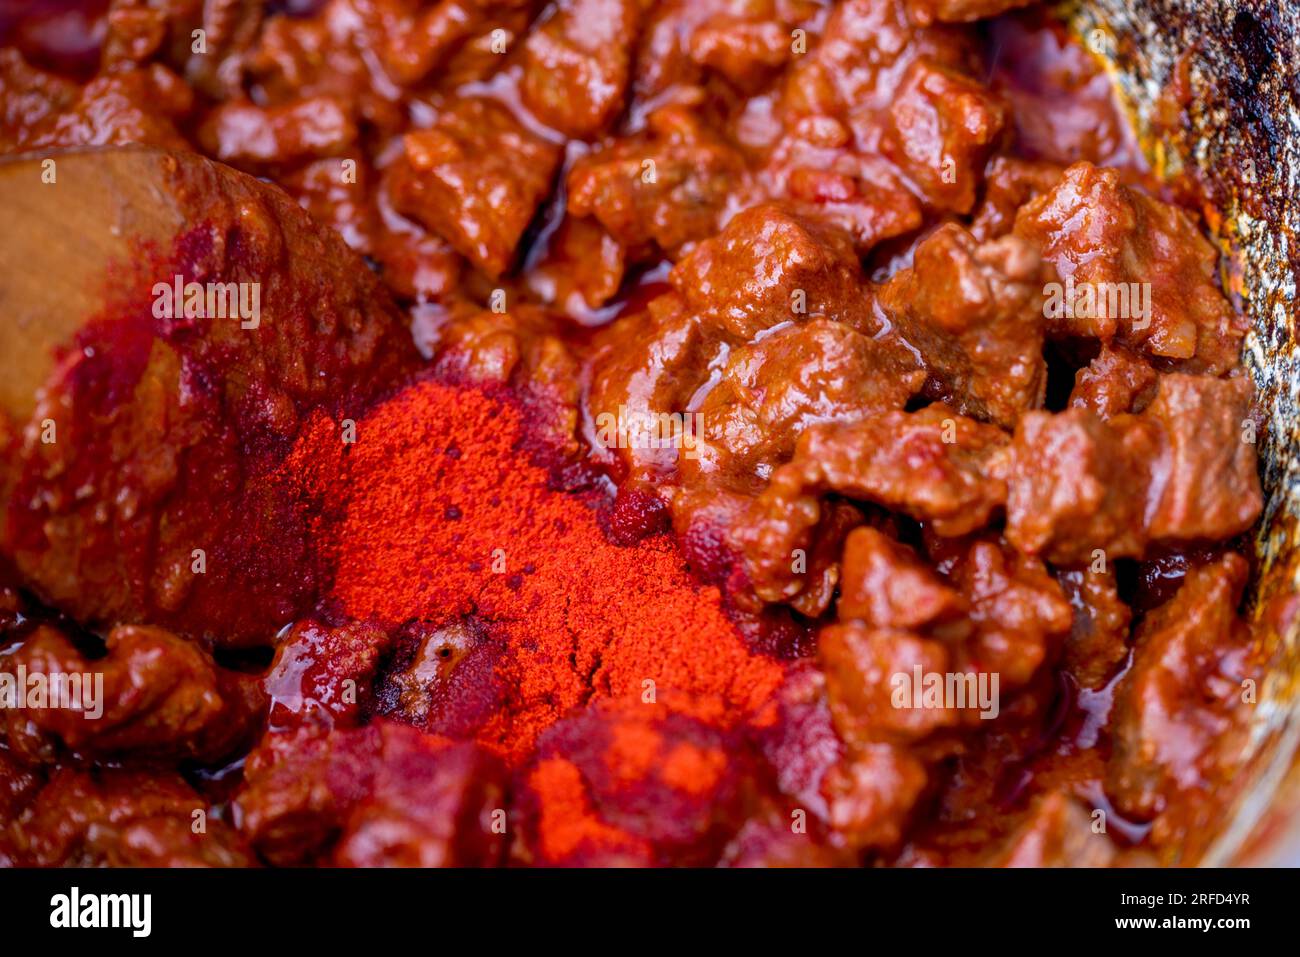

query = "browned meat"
[883,58,1006,213]
[1069,344,1159,419]
[880,223,1046,427]
[1006,374,1261,563]
[8,768,254,867]
[670,202,876,338]
[238,721,508,866]
[1015,162,1248,373]
[520,0,642,138]
[1106,554,1257,854]
[389,98,563,278]
[1,624,262,765]
[1057,564,1132,688]
[567,105,745,260]
[683,319,924,482]
[740,404,1010,603]
[837,527,967,630]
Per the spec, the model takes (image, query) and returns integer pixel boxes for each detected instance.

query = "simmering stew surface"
[0,0,1283,867]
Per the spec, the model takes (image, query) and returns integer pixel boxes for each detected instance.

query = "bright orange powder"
[297,379,784,764]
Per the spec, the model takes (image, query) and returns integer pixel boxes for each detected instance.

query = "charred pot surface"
[1064,0,1300,864]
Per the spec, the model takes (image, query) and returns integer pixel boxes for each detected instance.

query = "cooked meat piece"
[238,721,508,866]
[822,742,928,850]
[1143,374,1262,542]
[945,537,1072,689]
[1015,162,1248,373]
[525,215,627,314]
[520,0,641,138]
[880,223,1046,427]
[1057,564,1132,689]
[1,624,263,765]
[1007,374,1261,562]
[688,6,809,93]
[982,791,1118,867]
[821,622,962,745]
[684,318,924,482]
[9,768,253,867]
[0,51,192,151]
[670,202,876,338]
[969,156,1064,241]
[1006,407,1158,562]
[389,98,563,278]
[837,526,967,630]
[263,617,395,730]
[741,404,1010,603]
[567,104,745,260]
[1069,344,1159,419]
[197,95,358,169]
[1105,555,1256,845]
[782,0,976,119]
[883,58,1006,213]
[588,294,726,483]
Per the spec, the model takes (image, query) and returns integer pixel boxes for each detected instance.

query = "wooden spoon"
[0,146,265,422]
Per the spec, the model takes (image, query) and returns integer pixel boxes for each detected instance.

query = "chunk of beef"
[837,526,966,630]
[982,791,1118,867]
[969,156,1063,241]
[263,617,395,731]
[945,537,1071,689]
[567,104,745,260]
[588,294,727,484]
[525,215,627,314]
[1,624,263,765]
[197,95,357,169]
[281,156,379,256]
[389,98,562,277]
[905,0,1034,26]
[670,202,875,339]
[1015,163,1248,373]
[1105,555,1254,836]
[0,52,192,151]
[759,119,925,253]
[9,768,253,867]
[880,223,1046,427]
[1006,407,1157,562]
[688,5,810,93]
[883,58,1006,213]
[1057,564,1132,689]
[821,622,962,745]
[238,721,508,866]
[1069,344,1159,419]
[781,0,976,119]
[1006,374,1261,562]
[740,404,1009,603]
[822,742,928,850]
[520,0,641,138]
[684,318,924,482]
[1143,374,1262,542]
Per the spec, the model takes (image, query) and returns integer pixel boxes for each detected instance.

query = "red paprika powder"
[289,378,785,767]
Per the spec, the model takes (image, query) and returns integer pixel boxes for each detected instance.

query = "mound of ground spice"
[292,378,784,765]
